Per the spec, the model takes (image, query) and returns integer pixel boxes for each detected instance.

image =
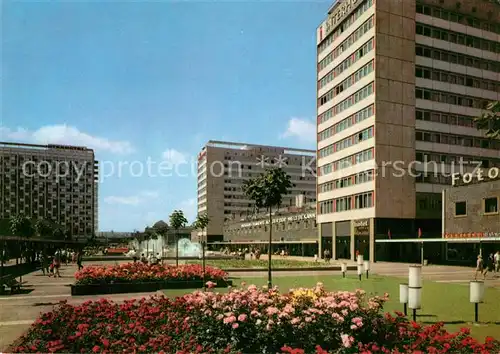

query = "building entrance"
[355,235,370,261]
[336,236,350,259]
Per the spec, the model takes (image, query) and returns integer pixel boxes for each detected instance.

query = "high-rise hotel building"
[0,142,99,238]
[197,141,316,242]
[316,0,500,261]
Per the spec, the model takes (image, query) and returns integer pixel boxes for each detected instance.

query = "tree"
[9,215,35,238]
[193,213,210,290]
[475,101,500,138]
[34,218,53,239]
[242,168,292,288]
[169,210,188,267]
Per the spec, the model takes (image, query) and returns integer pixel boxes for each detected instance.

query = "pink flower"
[352,316,363,328]
[232,322,239,329]
[206,281,216,289]
[237,314,247,322]
[291,317,301,325]
[266,306,279,315]
[223,315,236,324]
[341,334,354,348]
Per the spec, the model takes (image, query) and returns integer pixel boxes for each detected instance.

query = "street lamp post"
[202,229,207,291]
[341,262,347,278]
[408,265,422,322]
[470,280,484,323]
[364,260,370,279]
[399,283,409,316]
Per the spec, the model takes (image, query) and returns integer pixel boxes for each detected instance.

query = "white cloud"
[162,148,188,165]
[104,190,159,206]
[281,118,315,144]
[0,124,134,154]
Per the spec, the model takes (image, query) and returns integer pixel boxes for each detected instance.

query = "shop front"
[353,219,370,260]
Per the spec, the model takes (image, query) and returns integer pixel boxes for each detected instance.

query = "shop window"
[455,201,467,216]
[484,197,498,214]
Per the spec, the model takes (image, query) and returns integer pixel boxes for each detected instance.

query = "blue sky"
[1,0,328,231]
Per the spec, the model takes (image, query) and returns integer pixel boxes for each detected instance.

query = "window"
[455,201,467,216]
[484,197,498,214]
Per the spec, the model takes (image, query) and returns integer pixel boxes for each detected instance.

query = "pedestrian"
[324,249,331,263]
[140,253,148,264]
[76,251,83,270]
[494,251,500,274]
[485,253,495,278]
[474,255,485,280]
[53,251,62,278]
[40,252,49,276]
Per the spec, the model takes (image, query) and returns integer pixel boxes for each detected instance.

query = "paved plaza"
[0,261,499,351]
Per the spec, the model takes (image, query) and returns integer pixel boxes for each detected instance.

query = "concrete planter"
[70,279,233,296]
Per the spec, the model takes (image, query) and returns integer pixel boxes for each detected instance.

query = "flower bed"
[71,263,231,295]
[75,263,228,285]
[13,283,500,353]
[188,259,338,269]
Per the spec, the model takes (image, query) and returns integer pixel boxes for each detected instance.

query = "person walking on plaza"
[484,253,495,279]
[324,249,331,263]
[474,255,485,280]
[53,251,62,278]
[76,251,83,270]
[40,251,49,276]
[494,251,500,274]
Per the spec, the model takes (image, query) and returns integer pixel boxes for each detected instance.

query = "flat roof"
[205,140,315,155]
[0,141,91,151]
[376,238,500,243]
[327,0,340,15]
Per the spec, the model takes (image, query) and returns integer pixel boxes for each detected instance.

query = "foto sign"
[451,167,500,186]
[325,0,360,35]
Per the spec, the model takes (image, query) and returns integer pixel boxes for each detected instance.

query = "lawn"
[185,259,333,269]
[163,274,500,341]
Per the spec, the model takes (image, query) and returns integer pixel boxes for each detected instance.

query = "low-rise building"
[222,201,318,256]
[442,167,500,263]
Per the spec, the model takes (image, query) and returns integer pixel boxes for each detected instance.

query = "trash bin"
[423,259,428,266]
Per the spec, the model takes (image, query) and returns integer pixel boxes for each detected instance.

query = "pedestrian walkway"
[0,261,498,351]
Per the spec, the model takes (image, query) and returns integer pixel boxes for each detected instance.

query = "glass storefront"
[355,235,370,261]
[335,236,351,259]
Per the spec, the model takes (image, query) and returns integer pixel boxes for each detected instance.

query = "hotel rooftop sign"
[451,167,500,187]
[325,0,360,36]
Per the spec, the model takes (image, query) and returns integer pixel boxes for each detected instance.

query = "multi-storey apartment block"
[316,0,500,261]
[0,142,99,238]
[197,141,316,242]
